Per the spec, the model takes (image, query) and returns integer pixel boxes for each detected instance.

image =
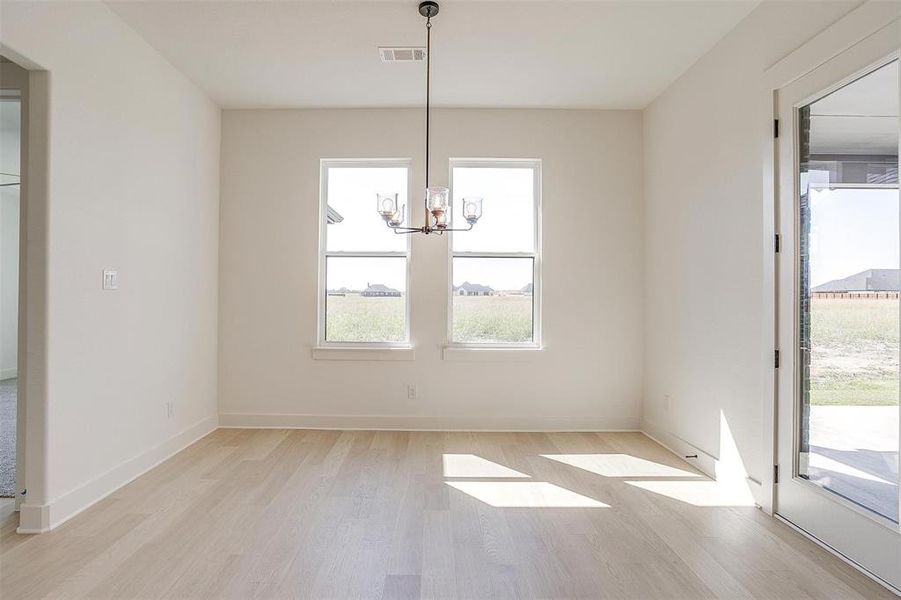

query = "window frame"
[317,158,413,349]
[446,158,543,349]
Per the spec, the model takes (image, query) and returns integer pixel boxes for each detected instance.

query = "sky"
[808,187,899,288]
[325,165,536,292]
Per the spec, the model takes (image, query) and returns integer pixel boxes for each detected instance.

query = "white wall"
[642,1,859,491]
[0,1,220,528]
[219,108,643,430]
[0,96,19,379]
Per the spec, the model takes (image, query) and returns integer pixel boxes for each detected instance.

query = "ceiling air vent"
[379,47,427,63]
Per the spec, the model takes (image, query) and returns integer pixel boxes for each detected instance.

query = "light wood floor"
[0,429,896,599]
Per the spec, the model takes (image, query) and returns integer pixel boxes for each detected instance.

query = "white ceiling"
[106,0,759,109]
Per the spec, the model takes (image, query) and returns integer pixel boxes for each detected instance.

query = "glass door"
[776,24,900,591]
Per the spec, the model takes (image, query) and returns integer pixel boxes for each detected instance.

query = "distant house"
[811,269,900,293]
[454,282,494,296]
[361,283,401,297]
[327,286,352,296]
[520,283,533,295]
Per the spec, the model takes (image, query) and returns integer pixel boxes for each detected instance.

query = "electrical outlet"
[664,394,672,412]
[102,269,119,290]
[407,384,416,400]
[166,401,175,419]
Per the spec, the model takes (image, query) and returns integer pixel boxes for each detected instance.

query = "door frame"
[762,0,901,516]
[762,0,901,591]
[0,43,52,533]
[0,58,28,512]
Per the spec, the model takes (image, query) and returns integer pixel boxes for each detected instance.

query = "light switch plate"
[102,270,119,290]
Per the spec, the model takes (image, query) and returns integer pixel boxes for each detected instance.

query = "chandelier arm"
[439,223,475,233]
[389,225,426,234]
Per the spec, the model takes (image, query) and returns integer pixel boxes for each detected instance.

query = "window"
[319,160,411,346]
[449,159,541,346]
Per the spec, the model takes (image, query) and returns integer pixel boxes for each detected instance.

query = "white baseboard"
[0,367,17,380]
[17,502,50,534]
[641,419,764,498]
[219,412,641,432]
[641,418,718,479]
[23,415,219,533]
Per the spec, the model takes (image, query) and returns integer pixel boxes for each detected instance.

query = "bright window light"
[319,160,411,345]
[449,160,541,346]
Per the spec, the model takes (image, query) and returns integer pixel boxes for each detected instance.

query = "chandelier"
[377,1,483,235]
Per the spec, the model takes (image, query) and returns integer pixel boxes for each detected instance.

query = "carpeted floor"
[0,378,16,497]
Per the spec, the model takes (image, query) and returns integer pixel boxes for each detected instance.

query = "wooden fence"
[811,291,900,299]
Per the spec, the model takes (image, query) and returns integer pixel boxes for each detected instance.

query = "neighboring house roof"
[326,205,344,224]
[363,283,400,294]
[811,269,900,292]
[521,283,533,293]
[453,281,494,294]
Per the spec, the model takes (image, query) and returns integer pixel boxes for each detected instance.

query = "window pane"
[452,257,533,343]
[798,61,900,522]
[326,256,406,342]
[326,167,407,252]
[452,167,534,252]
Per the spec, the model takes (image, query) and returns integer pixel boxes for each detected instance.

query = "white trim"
[17,415,218,534]
[641,420,765,498]
[442,346,543,361]
[219,412,640,432]
[447,158,542,347]
[311,346,415,361]
[16,503,50,534]
[764,1,901,90]
[317,159,413,348]
[641,419,717,480]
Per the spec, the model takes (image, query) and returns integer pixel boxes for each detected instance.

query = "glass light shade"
[377,193,398,219]
[462,197,483,224]
[427,186,449,213]
[387,204,405,227]
[434,210,448,229]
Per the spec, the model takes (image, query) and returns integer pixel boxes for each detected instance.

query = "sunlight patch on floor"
[446,481,609,508]
[442,454,531,478]
[541,453,699,478]
[626,478,755,507]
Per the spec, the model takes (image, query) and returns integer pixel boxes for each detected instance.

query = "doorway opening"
[0,55,27,517]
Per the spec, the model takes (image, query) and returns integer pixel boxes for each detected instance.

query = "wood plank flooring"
[0,429,895,599]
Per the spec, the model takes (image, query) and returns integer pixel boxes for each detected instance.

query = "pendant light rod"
[379,1,482,235]
[425,12,431,191]
[421,1,437,230]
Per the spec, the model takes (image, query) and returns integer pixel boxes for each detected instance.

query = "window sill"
[312,347,416,361]
[442,346,544,362]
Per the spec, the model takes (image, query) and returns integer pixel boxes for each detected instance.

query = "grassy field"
[453,295,532,343]
[325,293,533,344]
[326,295,405,342]
[810,298,899,406]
